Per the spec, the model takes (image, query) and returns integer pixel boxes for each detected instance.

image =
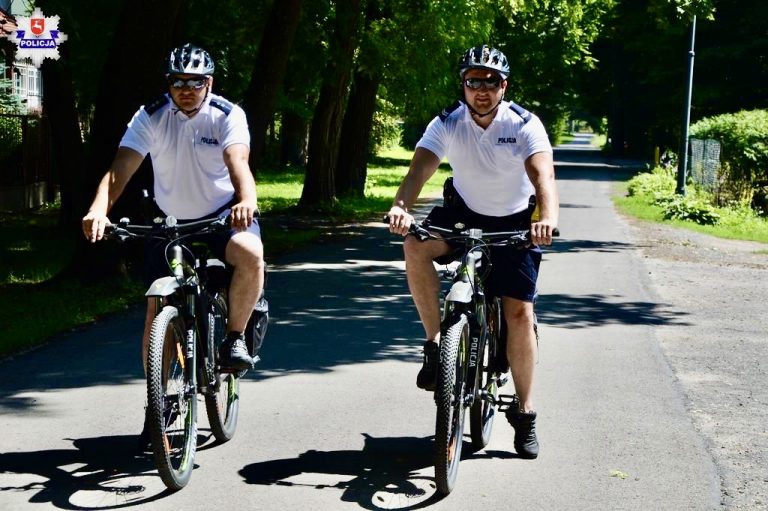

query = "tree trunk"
[279,109,309,168]
[242,0,303,171]
[336,70,380,197]
[299,0,362,207]
[73,0,183,281]
[40,47,85,233]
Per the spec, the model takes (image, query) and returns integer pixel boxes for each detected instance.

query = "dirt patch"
[625,217,768,510]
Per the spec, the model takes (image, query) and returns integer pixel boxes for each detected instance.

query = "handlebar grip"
[553,228,560,237]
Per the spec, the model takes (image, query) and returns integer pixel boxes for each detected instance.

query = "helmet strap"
[464,96,504,119]
[171,85,210,117]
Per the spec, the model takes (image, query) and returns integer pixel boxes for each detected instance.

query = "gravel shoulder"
[623,214,768,510]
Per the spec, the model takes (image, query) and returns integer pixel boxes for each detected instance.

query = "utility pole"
[677,15,697,195]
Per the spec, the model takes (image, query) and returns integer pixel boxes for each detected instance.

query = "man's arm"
[387,147,441,235]
[524,151,559,246]
[82,147,145,242]
[223,143,257,230]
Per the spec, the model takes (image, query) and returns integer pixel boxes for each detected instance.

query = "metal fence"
[0,112,52,210]
[688,138,721,193]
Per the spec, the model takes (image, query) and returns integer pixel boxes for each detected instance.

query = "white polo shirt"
[416,100,552,216]
[120,93,250,219]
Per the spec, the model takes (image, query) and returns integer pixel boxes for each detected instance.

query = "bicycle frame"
[440,235,489,410]
[148,239,232,395]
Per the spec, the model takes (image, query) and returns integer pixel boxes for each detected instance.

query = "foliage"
[0,114,23,168]
[626,166,677,197]
[690,109,768,205]
[368,98,402,155]
[496,0,616,136]
[654,194,720,225]
[626,166,720,225]
[0,77,24,113]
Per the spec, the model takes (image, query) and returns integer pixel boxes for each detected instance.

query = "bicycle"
[400,214,557,495]
[106,214,268,490]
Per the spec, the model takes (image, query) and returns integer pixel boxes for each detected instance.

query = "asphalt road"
[0,140,721,510]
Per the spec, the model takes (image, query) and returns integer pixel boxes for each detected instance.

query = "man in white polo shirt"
[82,43,263,373]
[387,44,558,459]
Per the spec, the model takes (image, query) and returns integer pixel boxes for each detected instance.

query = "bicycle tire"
[470,299,500,450]
[204,290,240,442]
[434,313,469,495]
[147,306,197,490]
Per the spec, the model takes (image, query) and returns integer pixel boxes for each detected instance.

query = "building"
[1,0,43,113]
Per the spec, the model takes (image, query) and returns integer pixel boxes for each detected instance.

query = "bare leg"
[225,231,264,332]
[503,297,537,413]
[403,235,451,342]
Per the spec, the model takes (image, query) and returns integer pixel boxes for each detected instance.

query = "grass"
[614,182,768,245]
[0,207,145,356]
[0,146,448,358]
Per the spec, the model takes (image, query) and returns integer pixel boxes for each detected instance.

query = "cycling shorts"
[143,208,261,287]
[419,204,541,302]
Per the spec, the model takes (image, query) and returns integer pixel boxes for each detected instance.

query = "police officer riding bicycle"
[387,44,559,459]
[82,43,264,374]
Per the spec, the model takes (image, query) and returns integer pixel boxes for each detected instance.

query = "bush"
[654,195,720,225]
[690,110,768,206]
[626,166,676,197]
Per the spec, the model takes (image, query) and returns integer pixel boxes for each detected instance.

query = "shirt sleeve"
[415,116,447,160]
[119,108,154,157]
[520,115,553,159]
[221,105,251,149]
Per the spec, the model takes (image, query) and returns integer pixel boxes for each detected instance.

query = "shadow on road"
[239,433,519,510]
[537,293,690,328]
[240,434,438,509]
[0,435,171,510]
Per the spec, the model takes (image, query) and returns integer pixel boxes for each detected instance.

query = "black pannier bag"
[246,293,269,359]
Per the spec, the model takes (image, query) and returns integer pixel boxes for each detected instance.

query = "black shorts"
[420,204,542,302]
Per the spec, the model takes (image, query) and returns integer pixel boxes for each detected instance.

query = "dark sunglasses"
[464,77,502,90]
[168,77,208,89]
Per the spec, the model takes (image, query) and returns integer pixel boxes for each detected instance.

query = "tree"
[335,0,386,197]
[299,0,363,207]
[241,0,303,170]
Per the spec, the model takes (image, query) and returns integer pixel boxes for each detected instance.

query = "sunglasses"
[464,77,502,90]
[168,77,208,89]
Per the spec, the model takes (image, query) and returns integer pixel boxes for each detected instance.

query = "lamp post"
[677,15,697,195]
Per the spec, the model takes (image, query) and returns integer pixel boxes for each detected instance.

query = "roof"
[0,7,16,39]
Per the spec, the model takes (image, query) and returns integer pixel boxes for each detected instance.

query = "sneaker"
[416,341,439,391]
[506,409,539,459]
[219,333,254,370]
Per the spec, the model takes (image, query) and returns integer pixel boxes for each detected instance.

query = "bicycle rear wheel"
[147,306,197,490]
[434,313,469,495]
[204,290,240,442]
[470,299,500,450]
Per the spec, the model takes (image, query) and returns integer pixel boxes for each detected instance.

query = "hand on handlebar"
[230,201,256,231]
[530,220,558,246]
[82,211,111,243]
[386,206,414,237]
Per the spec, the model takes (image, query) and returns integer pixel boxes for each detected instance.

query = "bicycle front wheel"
[204,290,240,442]
[147,306,197,490]
[434,313,469,495]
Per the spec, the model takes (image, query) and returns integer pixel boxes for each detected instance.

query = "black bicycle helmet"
[166,43,215,76]
[458,45,509,80]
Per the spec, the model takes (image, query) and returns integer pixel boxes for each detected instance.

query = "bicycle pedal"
[495,393,520,413]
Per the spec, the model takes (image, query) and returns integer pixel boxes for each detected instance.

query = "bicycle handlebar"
[383,215,559,246]
[104,214,230,242]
